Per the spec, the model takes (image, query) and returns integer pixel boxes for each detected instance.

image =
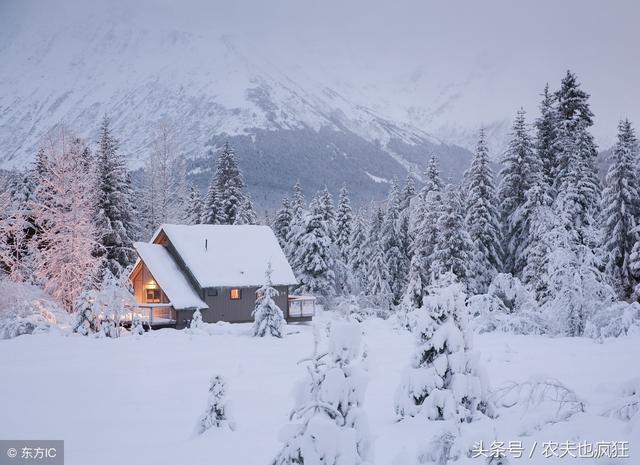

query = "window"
[207,288,218,297]
[146,288,161,303]
[230,288,241,300]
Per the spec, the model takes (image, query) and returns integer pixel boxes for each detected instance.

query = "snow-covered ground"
[1,313,639,464]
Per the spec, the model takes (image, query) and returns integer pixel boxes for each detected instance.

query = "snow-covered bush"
[190,309,204,329]
[416,426,461,465]
[131,316,144,336]
[252,263,286,338]
[0,278,67,339]
[273,323,371,465]
[487,274,535,314]
[600,378,640,422]
[395,276,494,422]
[197,375,235,433]
[490,376,585,434]
[73,307,99,336]
[584,301,640,339]
[468,293,548,335]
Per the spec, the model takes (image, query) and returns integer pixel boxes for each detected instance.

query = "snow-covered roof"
[133,242,208,310]
[154,224,298,288]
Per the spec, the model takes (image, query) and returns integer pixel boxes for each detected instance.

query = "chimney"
[205,239,208,252]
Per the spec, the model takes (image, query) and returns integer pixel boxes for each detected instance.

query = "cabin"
[127,224,314,329]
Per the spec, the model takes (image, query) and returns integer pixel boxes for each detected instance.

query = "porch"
[287,295,316,320]
[124,303,177,328]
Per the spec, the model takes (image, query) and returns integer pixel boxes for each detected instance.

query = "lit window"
[230,288,241,300]
[146,289,161,303]
[207,289,218,297]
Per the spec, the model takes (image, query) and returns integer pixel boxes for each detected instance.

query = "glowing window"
[146,289,161,303]
[230,288,241,300]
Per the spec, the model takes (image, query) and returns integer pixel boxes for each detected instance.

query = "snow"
[155,224,297,288]
[1,314,639,464]
[133,242,207,309]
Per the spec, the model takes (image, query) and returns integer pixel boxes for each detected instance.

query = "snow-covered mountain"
[2,0,637,206]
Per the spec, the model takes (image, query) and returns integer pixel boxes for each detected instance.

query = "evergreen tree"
[273,197,293,252]
[291,196,335,300]
[465,128,503,293]
[380,179,406,304]
[600,119,640,298]
[424,156,445,194]
[185,185,203,225]
[347,212,368,294]
[94,115,136,275]
[400,174,417,212]
[252,263,286,338]
[535,84,559,195]
[291,181,306,223]
[318,186,336,240]
[431,186,474,290]
[335,185,353,261]
[499,109,538,274]
[395,276,494,421]
[213,142,250,225]
[201,174,219,224]
[197,375,235,433]
[234,195,258,225]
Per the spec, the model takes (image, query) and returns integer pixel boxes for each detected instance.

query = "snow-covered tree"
[0,171,34,282]
[252,262,286,338]
[94,115,137,274]
[291,196,335,300]
[366,241,393,311]
[197,375,235,433]
[273,196,294,252]
[499,109,539,274]
[291,181,306,224]
[201,173,219,224]
[335,186,353,262]
[600,119,640,298]
[395,275,494,422]
[185,185,203,225]
[347,212,368,294]
[190,309,204,329]
[535,84,559,195]
[139,122,188,237]
[272,323,371,465]
[131,316,144,335]
[431,186,474,290]
[380,178,407,304]
[234,194,258,225]
[318,187,336,240]
[400,174,416,212]
[31,131,99,311]
[465,128,503,293]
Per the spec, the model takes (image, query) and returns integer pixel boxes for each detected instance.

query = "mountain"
[0,1,475,207]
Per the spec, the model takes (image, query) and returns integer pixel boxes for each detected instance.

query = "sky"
[1,0,639,149]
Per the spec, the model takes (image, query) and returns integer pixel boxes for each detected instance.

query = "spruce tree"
[431,186,474,290]
[185,185,203,225]
[535,84,558,195]
[465,128,503,293]
[94,115,136,275]
[212,142,250,225]
[380,179,406,304]
[347,212,368,293]
[318,186,336,240]
[335,185,353,262]
[290,181,306,223]
[252,263,286,338]
[273,196,293,252]
[600,119,640,298]
[400,174,416,211]
[499,109,538,274]
[201,175,219,224]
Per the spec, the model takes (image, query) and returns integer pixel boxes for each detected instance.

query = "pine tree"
[291,196,335,300]
[600,119,640,298]
[252,263,286,338]
[431,186,474,290]
[347,212,368,294]
[94,115,136,275]
[424,156,445,194]
[31,130,99,311]
[318,186,336,240]
[499,109,538,274]
[535,84,559,195]
[273,197,293,252]
[400,174,416,211]
[290,181,306,224]
[213,142,250,225]
[201,173,219,224]
[197,375,235,432]
[395,276,494,421]
[0,171,34,282]
[335,186,353,261]
[234,195,258,225]
[367,240,393,310]
[465,128,503,293]
[380,179,406,304]
[185,185,203,225]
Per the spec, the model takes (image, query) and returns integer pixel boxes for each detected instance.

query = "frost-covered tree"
[423,156,445,194]
[201,173,219,224]
[291,196,335,300]
[139,122,188,237]
[0,171,34,282]
[499,109,539,274]
[347,212,368,294]
[234,195,258,225]
[197,375,235,433]
[252,263,286,338]
[380,179,406,304]
[273,197,294,252]
[600,119,640,298]
[318,186,336,240]
[367,241,393,311]
[431,186,474,290]
[400,174,416,212]
[291,181,306,224]
[94,115,137,275]
[465,128,503,292]
[31,131,100,311]
[272,323,371,465]
[185,185,203,225]
[395,275,494,422]
[131,316,144,335]
[335,186,353,262]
